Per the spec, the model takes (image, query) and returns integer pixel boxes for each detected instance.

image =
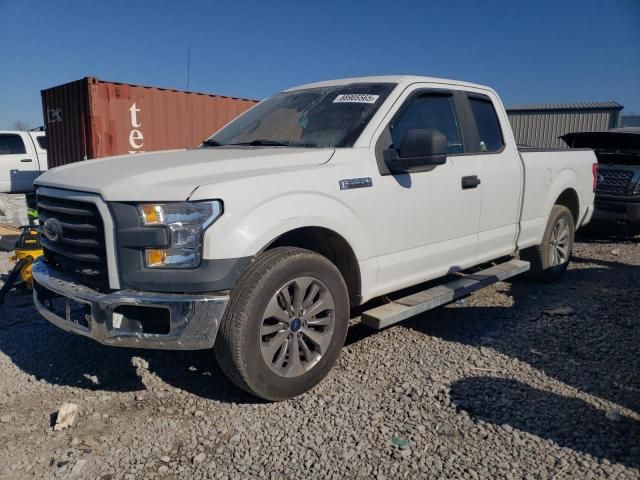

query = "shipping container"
[41,77,258,168]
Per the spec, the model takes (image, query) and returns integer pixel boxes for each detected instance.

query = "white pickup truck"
[0,130,48,193]
[32,76,596,400]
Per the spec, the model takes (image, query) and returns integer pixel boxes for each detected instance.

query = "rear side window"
[469,96,504,152]
[390,94,463,154]
[37,136,48,150]
[0,134,27,155]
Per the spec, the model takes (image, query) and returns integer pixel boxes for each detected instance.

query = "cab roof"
[285,75,495,94]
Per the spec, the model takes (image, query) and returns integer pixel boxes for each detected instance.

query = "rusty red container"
[41,77,258,168]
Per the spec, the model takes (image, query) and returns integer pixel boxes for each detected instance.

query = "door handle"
[461,175,481,189]
[20,158,33,163]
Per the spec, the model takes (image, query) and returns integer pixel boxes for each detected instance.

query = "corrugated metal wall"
[507,105,622,149]
[622,115,640,127]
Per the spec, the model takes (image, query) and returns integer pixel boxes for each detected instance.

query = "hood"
[561,129,640,150]
[36,147,334,201]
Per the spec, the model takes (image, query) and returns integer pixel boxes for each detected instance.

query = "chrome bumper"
[31,259,229,350]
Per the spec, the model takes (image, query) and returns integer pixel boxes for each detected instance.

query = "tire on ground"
[521,204,575,282]
[214,247,350,401]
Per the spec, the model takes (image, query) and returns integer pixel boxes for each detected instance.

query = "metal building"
[506,102,623,149]
[621,115,640,127]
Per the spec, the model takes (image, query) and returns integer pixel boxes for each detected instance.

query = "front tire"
[521,205,575,282]
[214,247,349,401]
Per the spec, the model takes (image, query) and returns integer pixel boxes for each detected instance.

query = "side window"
[390,94,463,154]
[468,96,504,152]
[0,134,27,155]
[37,136,48,151]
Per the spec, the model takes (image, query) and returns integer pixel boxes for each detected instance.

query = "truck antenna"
[186,45,191,149]
[186,45,191,91]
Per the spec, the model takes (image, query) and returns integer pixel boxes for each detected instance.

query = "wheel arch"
[264,226,362,307]
[554,188,580,225]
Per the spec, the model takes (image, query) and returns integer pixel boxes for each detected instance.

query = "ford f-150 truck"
[31,76,597,400]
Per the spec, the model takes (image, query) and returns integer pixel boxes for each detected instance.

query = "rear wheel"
[214,247,349,401]
[521,205,575,282]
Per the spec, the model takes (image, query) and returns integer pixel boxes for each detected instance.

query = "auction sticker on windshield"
[333,94,379,104]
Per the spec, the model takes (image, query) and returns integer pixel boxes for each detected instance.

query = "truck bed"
[518,146,592,153]
[517,148,597,250]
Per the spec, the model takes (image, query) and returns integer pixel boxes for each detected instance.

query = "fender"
[199,191,373,262]
[544,167,579,219]
[518,160,581,250]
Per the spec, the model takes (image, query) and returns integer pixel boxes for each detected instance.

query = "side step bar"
[360,259,529,330]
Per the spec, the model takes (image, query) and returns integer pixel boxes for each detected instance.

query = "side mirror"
[384,129,448,173]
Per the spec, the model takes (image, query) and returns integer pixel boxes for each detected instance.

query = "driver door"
[369,86,482,296]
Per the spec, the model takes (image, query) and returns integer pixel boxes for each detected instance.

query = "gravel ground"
[0,193,28,227]
[0,226,638,479]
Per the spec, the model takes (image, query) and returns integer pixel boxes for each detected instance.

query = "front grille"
[597,169,633,196]
[37,193,109,291]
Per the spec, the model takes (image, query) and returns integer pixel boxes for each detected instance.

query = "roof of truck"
[285,75,495,93]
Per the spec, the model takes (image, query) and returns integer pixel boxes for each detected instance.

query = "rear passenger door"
[0,133,38,193]
[462,93,522,261]
[32,133,48,171]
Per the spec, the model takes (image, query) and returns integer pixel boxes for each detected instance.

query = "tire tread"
[215,247,348,399]
[521,205,575,282]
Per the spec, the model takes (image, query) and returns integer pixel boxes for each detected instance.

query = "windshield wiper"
[227,139,292,147]
[201,139,222,147]
[227,139,319,148]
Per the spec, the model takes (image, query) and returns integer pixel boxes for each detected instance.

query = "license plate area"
[35,282,92,329]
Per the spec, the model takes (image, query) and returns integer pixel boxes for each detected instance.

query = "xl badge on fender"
[339,177,373,190]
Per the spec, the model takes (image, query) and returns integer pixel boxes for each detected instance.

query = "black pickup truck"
[563,128,640,230]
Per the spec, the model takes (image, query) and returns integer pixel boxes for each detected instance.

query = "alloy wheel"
[549,217,571,266]
[259,276,336,378]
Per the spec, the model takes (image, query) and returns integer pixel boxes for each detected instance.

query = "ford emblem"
[43,218,63,243]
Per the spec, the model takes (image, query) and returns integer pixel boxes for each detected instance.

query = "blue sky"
[1,0,638,128]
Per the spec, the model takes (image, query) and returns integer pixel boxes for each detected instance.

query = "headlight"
[138,201,222,269]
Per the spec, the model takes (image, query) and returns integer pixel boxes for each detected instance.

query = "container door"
[41,78,91,168]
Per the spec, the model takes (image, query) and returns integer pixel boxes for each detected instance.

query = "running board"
[360,259,530,330]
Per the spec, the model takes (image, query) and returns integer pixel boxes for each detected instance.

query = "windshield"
[204,83,395,148]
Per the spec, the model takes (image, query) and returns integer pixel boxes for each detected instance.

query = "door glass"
[469,97,504,152]
[391,95,463,154]
[0,134,27,155]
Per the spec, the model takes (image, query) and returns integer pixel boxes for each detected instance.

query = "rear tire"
[521,205,575,282]
[214,247,349,401]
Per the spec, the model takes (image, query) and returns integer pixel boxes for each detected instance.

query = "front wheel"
[521,205,575,282]
[214,247,349,401]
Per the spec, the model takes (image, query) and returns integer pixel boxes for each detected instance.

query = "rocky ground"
[0,224,638,479]
[0,193,28,227]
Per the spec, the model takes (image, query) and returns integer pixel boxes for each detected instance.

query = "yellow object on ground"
[10,227,43,289]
